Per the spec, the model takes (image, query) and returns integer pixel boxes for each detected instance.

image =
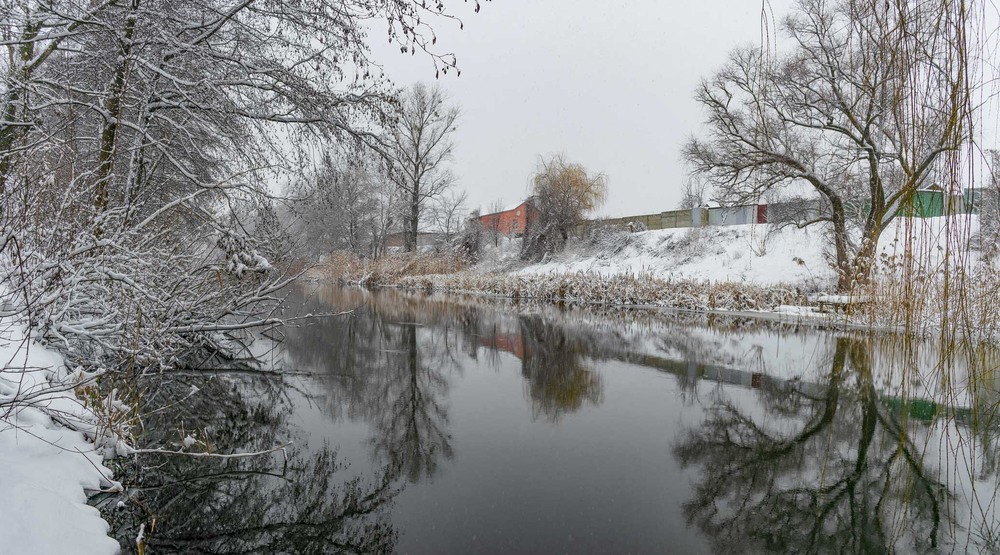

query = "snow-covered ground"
[0,320,119,554]
[509,215,981,290]
[520,223,834,287]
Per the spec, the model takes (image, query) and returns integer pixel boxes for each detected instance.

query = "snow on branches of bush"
[1,206,293,373]
[218,232,274,278]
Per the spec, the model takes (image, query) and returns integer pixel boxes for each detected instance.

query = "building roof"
[480,198,533,218]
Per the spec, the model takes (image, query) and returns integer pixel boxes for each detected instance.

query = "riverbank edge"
[0,319,121,554]
[304,269,878,332]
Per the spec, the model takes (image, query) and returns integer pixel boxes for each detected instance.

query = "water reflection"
[100,374,399,553]
[282,291,459,482]
[675,336,999,553]
[514,315,604,421]
[102,286,1000,553]
[365,319,454,482]
[281,287,609,475]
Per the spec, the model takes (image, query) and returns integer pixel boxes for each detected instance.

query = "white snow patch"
[0,320,119,554]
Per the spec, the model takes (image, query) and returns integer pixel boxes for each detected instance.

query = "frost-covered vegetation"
[0,0,475,551]
[850,215,1000,340]
[366,214,997,331]
[399,271,805,312]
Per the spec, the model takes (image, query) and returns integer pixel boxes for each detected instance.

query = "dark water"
[101,285,1000,554]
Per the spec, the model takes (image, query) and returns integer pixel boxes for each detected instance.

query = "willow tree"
[521,154,607,260]
[684,0,973,291]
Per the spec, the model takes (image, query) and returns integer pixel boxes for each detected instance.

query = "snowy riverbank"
[301,215,992,338]
[516,221,836,287]
[0,319,119,554]
[511,216,980,288]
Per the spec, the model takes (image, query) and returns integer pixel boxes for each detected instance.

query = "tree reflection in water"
[100,286,1000,553]
[282,287,609,477]
[100,374,399,554]
[364,314,455,482]
[517,314,603,421]
[282,288,460,482]
[674,337,953,553]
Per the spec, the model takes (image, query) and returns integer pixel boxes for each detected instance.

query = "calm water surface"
[104,284,1000,554]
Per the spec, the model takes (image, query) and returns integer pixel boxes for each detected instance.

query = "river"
[100,284,1000,553]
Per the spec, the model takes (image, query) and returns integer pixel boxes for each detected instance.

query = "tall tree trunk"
[95,0,140,214]
[407,187,419,252]
[829,198,854,293]
[0,20,40,194]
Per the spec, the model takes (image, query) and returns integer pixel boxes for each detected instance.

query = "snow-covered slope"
[512,216,981,290]
[519,223,833,287]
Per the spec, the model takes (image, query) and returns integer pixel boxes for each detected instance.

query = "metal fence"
[588,192,975,236]
[595,208,698,231]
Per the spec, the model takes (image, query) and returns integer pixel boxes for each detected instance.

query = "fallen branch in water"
[133,442,291,463]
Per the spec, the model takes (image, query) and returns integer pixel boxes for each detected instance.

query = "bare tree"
[482,198,505,247]
[678,175,709,209]
[430,189,468,246]
[386,83,461,252]
[369,171,405,259]
[683,0,972,291]
[286,152,385,259]
[521,154,607,260]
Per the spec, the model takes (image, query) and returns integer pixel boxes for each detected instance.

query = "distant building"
[479,198,539,236]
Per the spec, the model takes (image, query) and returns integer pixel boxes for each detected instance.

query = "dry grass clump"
[855,262,1000,342]
[311,250,467,285]
[398,271,805,312]
[848,216,993,340]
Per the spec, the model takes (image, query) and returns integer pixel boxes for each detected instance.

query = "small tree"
[678,175,709,210]
[521,155,607,260]
[482,199,505,247]
[430,190,468,246]
[456,209,484,262]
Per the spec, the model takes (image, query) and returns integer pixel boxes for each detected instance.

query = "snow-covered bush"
[218,232,274,278]
[455,214,485,263]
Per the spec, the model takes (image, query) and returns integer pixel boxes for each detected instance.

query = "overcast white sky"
[366,0,798,217]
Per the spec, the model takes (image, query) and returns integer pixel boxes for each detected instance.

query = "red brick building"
[479,199,539,236]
